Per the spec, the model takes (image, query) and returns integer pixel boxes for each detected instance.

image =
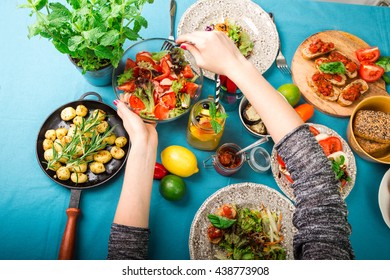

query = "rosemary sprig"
[47,111,117,170]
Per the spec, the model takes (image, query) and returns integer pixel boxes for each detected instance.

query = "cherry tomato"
[356,46,380,63]
[182,64,194,79]
[161,92,176,109]
[294,103,315,122]
[318,136,343,156]
[155,59,170,81]
[359,61,384,82]
[118,80,136,92]
[135,51,155,65]
[183,81,198,98]
[125,58,137,70]
[154,103,170,120]
[207,225,223,243]
[309,126,320,136]
[129,95,145,110]
[217,204,236,219]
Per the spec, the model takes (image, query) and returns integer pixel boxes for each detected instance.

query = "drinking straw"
[214,74,220,109]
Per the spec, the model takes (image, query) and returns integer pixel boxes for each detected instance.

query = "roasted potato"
[91,109,106,122]
[45,129,56,141]
[48,161,62,171]
[93,150,112,164]
[67,162,87,173]
[53,139,64,152]
[103,133,116,145]
[110,146,125,159]
[56,166,70,180]
[43,139,54,151]
[70,172,88,183]
[73,116,84,126]
[115,136,128,148]
[96,121,109,134]
[89,161,105,174]
[56,127,68,140]
[67,124,77,137]
[44,149,54,161]
[76,105,88,117]
[61,107,77,121]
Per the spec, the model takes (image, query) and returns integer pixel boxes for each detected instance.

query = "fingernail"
[180,44,187,50]
[113,99,119,106]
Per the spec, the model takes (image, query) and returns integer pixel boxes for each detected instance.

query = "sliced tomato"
[129,95,145,110]
[318,136,343,156]
[118,80,136,92]
[155,59,170,81]
[154,104,170,120]
[309,126,320,136]
[226,78,237,93]
[135,51,155,65]
[284,174,294,184]
[182,64,194,79]
[184,81,198,98]
[161,92,176,109]
[356,46,380,63]
[125,58,137,70]
[359,61,384,82]
[276,154,286,169]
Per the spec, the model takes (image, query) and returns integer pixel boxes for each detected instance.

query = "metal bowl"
[238,96,270,138]
[112,38,203,123]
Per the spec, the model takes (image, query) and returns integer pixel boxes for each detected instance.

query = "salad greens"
[208,205,286,260]
[376,56,390,84]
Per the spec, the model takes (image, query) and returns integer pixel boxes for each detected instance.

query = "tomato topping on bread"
[328,51,358,78]
[337,79,369,107]
[307,72,340,101]
[302,38,336,59]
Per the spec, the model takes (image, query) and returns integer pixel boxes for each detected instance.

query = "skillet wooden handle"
[58,208,81,260]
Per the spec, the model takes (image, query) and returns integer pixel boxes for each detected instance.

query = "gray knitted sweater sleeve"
[275,124,354,259]
[106,124,354,260]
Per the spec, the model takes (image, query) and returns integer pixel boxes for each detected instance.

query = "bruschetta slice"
[301,38,336,59]
[207,224,223,244]
[337,79,369,106]
[328,51,358,78]
[215,204,237,220]
[307,72,341,101]
[314,57,347,86]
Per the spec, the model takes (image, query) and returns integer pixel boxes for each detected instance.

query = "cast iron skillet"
[36,92,129,259]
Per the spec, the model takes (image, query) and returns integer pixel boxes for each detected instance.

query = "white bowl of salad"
[112,38,203,122]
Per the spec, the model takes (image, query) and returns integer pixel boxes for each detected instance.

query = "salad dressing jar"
[203,143,271,176]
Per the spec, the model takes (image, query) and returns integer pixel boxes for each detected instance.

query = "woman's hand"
[176,31,246,77]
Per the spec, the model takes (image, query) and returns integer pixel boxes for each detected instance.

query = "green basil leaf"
[319,61,346,74]
[33,0,47,11]
[382,73,390,84]
[376,56,390,72]
[208,214,236,229]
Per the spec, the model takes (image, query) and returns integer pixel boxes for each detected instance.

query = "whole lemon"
[277,84,301,107]
[161,145,199,177]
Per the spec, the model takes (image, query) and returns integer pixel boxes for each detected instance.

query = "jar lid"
[247,146,271,173]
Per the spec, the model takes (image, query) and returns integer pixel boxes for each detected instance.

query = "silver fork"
[161,0,177,51]
[269,12,291,75]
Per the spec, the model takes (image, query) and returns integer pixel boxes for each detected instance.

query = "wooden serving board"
[291,30,388,118]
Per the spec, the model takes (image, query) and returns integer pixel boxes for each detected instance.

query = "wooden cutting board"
[291,30,388,118]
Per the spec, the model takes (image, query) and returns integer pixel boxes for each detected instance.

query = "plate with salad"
[177,0,279,80]
[189,182,296,260]
[271,123,357,202]
[113,38,203,122]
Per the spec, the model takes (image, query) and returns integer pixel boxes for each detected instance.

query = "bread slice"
[314,57,347,86]
[337,79,369,106]
[328,51,358,78]
[353,109,390,144]
[301,38,336,59]
[307,72,340,102]
[356,136,390,158]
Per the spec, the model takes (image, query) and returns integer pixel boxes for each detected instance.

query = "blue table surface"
[0,0,389,260]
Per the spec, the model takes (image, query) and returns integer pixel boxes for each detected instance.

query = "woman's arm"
[107,100,158,260]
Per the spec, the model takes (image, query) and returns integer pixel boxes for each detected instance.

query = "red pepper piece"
[154,162,169,180]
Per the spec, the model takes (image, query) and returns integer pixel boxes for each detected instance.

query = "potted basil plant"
[20,0,154,86]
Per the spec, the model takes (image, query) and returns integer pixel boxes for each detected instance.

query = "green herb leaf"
[319,61,346,74]
[382,73,390,85]
[208,214,236,229]
[376,56,390,72]
[117,69,134,86]
[33,0,48,11]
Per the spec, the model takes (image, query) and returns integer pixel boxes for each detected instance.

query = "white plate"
[188,182,296,260]
[378,168,390,228]
[271,123,357,202]
[177,0,279,80]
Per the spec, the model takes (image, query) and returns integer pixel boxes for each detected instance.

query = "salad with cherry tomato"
[116,47,201,120]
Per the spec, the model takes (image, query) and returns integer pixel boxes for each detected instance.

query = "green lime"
[277,84,301,106]
[159,174,186,201]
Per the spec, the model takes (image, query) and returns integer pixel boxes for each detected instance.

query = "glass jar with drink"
[186,97,226,151]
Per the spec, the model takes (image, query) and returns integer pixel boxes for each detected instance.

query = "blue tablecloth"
[0,0,389,260]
